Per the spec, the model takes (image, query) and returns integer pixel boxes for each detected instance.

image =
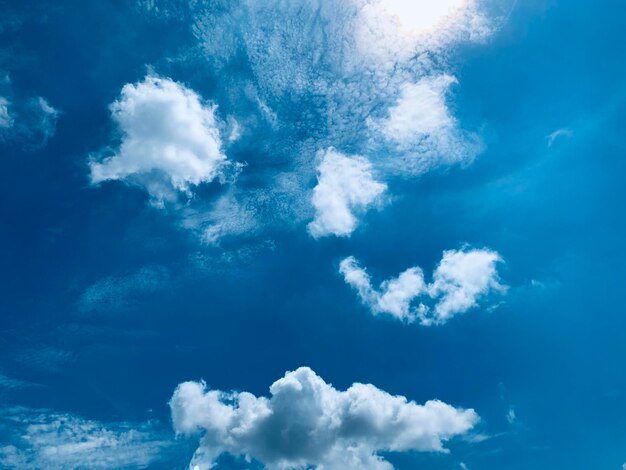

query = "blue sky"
[0,0,625,469]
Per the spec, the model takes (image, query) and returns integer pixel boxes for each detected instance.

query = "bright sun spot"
[382,0,467,34]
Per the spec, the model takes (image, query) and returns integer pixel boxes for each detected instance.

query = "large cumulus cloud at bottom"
[169,367,479,469]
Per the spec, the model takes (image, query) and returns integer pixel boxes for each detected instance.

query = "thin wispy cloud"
[0,407,174,470]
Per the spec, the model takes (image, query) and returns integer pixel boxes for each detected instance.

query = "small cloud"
[506,407,517,424]
[0,96,13,129]
[308,148,387,238]
[0,92,60,150]
[78,265,170,315]
[546,127,573,147]
[460,463,470,470]
[340,247,506,325]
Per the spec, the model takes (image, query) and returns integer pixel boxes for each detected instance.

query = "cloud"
[89,75,234,205]
[87,2,501,244]
[546,127,574,147]
[0,96,12,129]
[78,265,170,315]
[308,148,387,238]
[0,88,59,150]
[170,366,479,469]
[0,407,172,470]
[191,0,495,172]
[426,248,505,324]
[340,248,505,325]
[339,256,426,322]
[505,407,516,424]
[370,75,483,175]
[181,190,259,246]
[355,0,492,68]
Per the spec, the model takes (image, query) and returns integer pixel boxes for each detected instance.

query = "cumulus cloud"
[340,248,505,325]
[89,75,234,204]
[426,248,505,325]
[308,148,387,238]
[0,407,172,470]
[339,256,426,322]
[170,366,479,469]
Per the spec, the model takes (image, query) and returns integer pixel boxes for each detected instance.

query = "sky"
[0,0,625,469]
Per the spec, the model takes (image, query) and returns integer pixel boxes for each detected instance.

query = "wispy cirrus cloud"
[0,407,175,470]
[78,265,170,315]
[170,366,479,469]
[0,74,59,150]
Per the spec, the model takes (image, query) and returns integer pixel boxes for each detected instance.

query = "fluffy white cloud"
[340,248,505,325]
[89,75,232,204]
[0,407,171,470]
[170,366,479,469]
[426,248,505,325]
[339,257,426,322]
[308,148,386,238]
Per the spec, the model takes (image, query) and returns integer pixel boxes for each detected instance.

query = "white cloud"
[0,407,171,470]
[89,75,232,204]
[355,0,492,67]
[308,148,386,238]
[378,76,457,144]
[0,93,59,150]
[506,407,516,424]
[182,191,259,246]
[546,127,574,147]
[339,257,426,322]
[170,366,479,469]
[622,462,626,470]
[340,248,505,325]
[0,96,12,129]
[426,248,505,325]
[371,75,483,175]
